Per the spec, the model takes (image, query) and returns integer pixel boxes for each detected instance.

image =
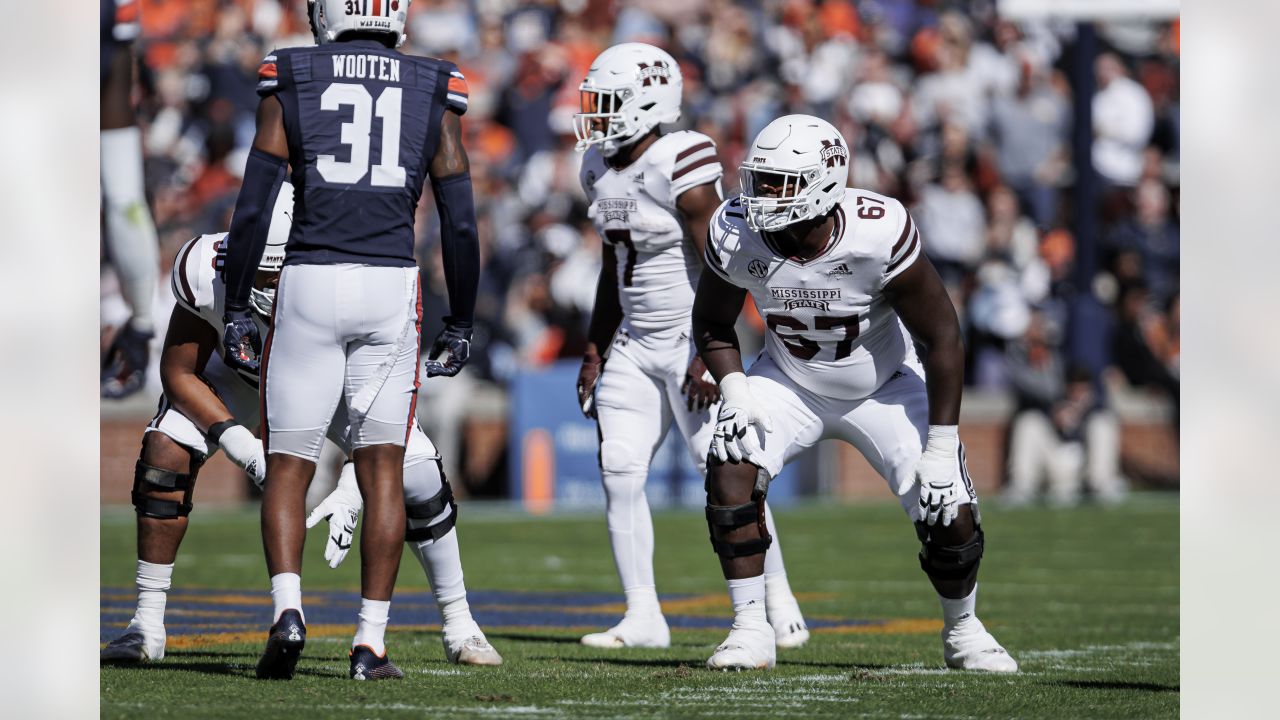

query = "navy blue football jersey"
[101,0,140,86]
[258,40,469,267]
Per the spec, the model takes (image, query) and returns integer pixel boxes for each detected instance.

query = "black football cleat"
[349,644,404,681]
[255,609,306,680]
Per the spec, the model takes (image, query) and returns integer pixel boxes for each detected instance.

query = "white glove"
[900,425,963,526]
[214,422,266,489]
[709,373,774,465]
[305,462,363,568]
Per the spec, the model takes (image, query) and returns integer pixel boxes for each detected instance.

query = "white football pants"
[594,322,791,599]
[262,264,421,461]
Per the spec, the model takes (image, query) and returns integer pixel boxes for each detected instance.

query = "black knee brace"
[404,470,458,544]
[131,452,203,519]
[916,523,985,584]
[706,488,772,559]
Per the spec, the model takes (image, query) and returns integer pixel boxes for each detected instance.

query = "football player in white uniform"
[693,115,1017,672]
[101,184,501,668]
[573,43,809,650]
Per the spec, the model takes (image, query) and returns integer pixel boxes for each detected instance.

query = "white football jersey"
[170,233,268,390]
[705,188,923,400]
[580,130,723,331]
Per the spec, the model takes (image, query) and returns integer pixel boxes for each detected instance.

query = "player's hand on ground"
[305,462,363,569]
[211,422,266,489]
[710,373,773,465]
[902,426,963,526]
[425,319,472,378]
[577,353,604,418]
[221,307,262,374]
[681,356,720,412]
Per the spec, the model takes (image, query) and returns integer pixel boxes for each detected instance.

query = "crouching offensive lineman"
[692,115,1017,672]
[100,185,501,669]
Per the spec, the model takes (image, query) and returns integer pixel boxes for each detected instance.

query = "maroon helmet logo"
[819,138,847,168]
[637,60,671,87]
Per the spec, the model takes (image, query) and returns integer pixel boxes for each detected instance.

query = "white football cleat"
[706,620,776,670]
[580,612,670,649]
[444,633,504,666]
[101,622,166,663]
[942,617,1018,672]
[766,594,810,650]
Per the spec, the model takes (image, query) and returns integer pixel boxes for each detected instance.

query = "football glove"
[681,356,720,413]
[209,421,266,489]
[709,372,773,465]
[101,321,153,399]
[577,354,604,418]
[305,462,362,569]
[425,319,472,378]
[221,306,262,374]
[900,425,963,526]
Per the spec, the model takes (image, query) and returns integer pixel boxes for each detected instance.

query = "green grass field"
[101,495,1178,719]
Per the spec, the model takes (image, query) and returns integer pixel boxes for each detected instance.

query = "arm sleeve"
[431,172,480,325]
[256,52,281,97]
[224,148,288,311]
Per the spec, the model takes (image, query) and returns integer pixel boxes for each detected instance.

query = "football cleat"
[580,611,671,649]
[766,594,810,650]
[942,617,1019,673]
[100,623,166,663]
[444,634,504,666]
[255,609,306,680]
[707,619,776,671]
[101,322,153,399]
[349,644,405,680]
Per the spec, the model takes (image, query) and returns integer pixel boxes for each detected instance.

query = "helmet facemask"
[739,163,826,233]
[574,84,639,158]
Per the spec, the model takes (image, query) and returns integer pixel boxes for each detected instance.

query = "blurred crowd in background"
[100,0,1179,503]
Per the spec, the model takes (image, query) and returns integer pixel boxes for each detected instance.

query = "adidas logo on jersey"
[827,263,851,276]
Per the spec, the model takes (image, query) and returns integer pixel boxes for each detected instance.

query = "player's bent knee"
[132,458,202,519]
[916,521,984,585]
[706,486,773,559]
[404,463,457,544]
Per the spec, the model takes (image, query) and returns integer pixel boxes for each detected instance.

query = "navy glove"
[222,306,262,374]
[425,319,472,378]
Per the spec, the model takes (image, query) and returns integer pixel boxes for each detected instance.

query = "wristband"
[925,424,959,454]
[719,372,750,405]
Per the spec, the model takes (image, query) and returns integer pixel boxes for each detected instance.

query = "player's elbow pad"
[432,172,479,326]
[225,148,288,310]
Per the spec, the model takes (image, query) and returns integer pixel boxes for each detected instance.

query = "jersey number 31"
[317,82,406,188]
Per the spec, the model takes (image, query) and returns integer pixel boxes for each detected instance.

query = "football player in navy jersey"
[101,0,161,398]
[219,0,480,681]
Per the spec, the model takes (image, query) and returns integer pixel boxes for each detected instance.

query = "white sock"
[602,471,657,596]
[939,585,978,628]
[101,125,158,333]
[762,502,786,576]
[132,560,173,629]
[269,573,304,624]
[354,598,390,655]
[764,569,794,606]
[727,575,768,626]
[440,597,480,640]
[623,585,661,616]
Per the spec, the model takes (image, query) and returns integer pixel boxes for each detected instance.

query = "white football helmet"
[739,115,850,233]
[308,0,411,48]
[249,182,294,319]
[574,43,682,157]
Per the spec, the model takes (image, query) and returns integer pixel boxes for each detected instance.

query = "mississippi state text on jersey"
[257,41,468,267]
[704,188,922,400]
[580,130,723,330]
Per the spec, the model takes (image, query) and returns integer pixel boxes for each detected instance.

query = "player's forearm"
[161,366,234,433]
[692,307,744,383]
[920,329,965,426]
[586,267,623,359]
[432,172,479,326]
[224,148,288,309]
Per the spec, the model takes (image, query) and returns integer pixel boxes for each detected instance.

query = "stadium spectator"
[1092,52,1154,188]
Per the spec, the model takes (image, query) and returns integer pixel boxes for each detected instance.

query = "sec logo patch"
[748,259,769,278]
